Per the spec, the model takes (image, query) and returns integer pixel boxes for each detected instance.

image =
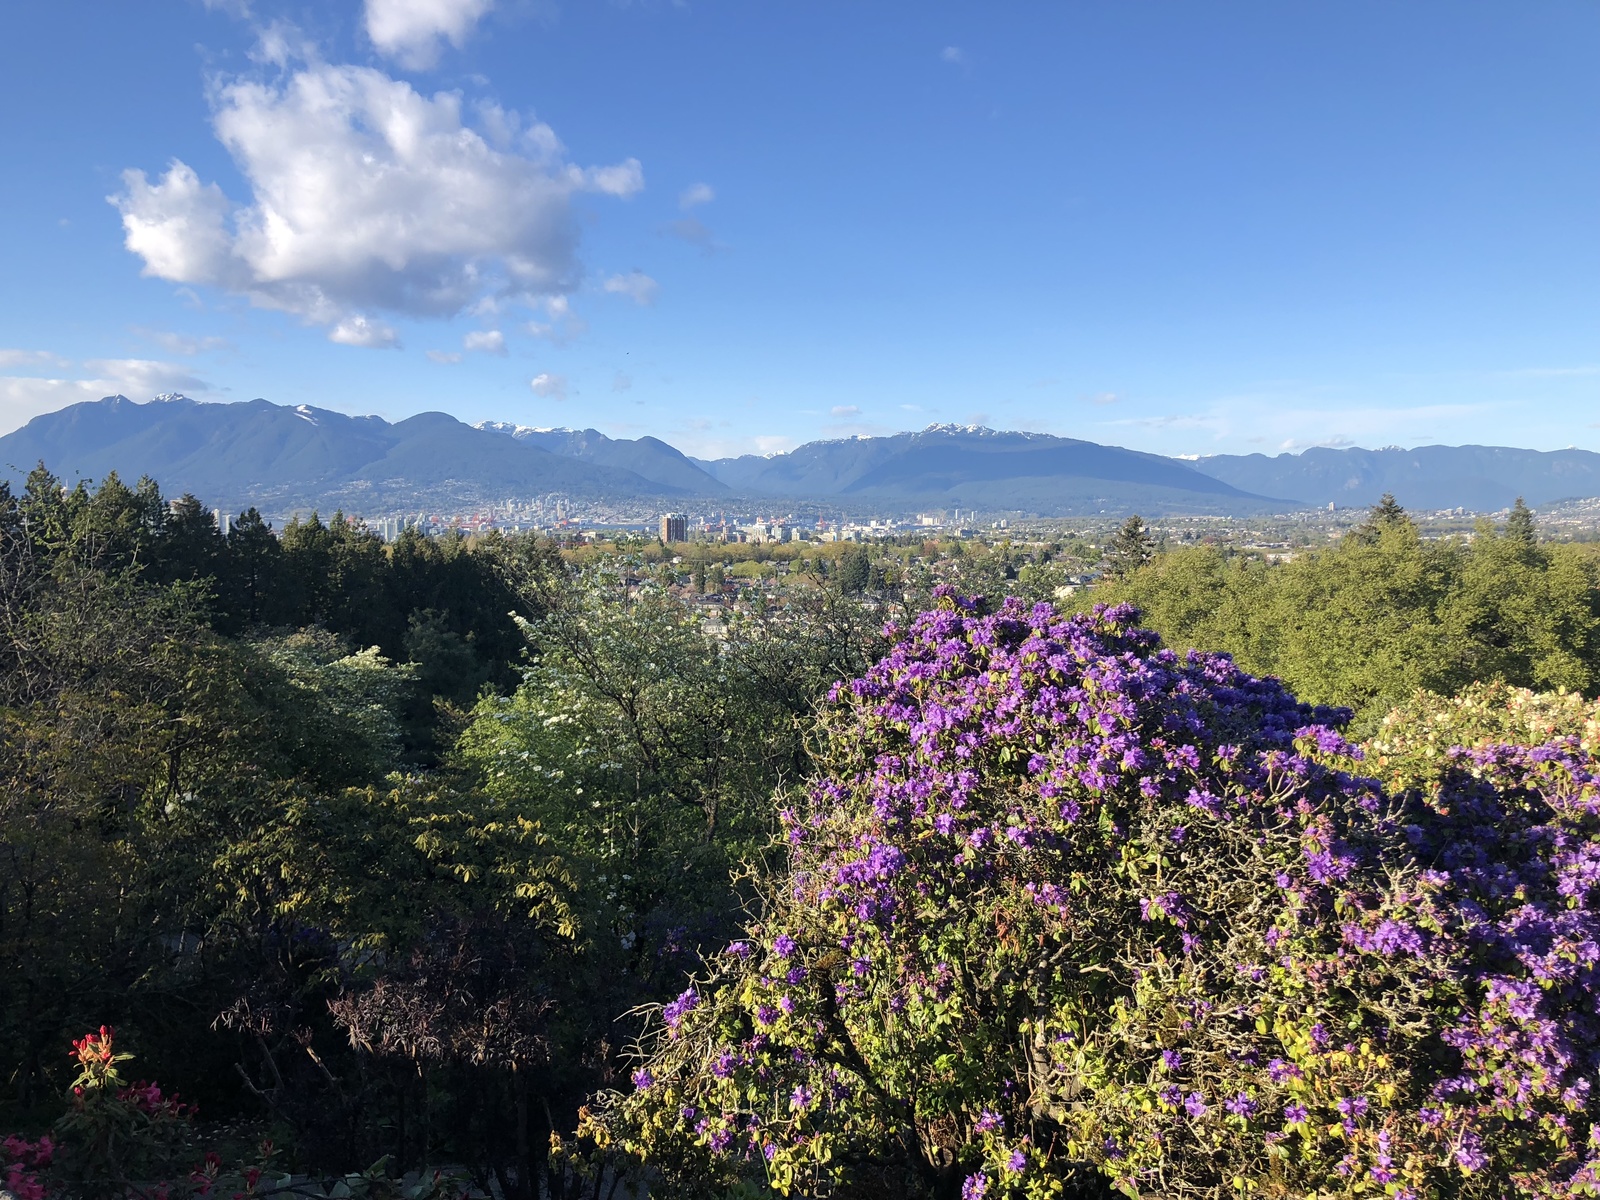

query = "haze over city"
[1,0,1596,461]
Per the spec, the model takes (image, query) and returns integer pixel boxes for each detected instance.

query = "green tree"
[1349,491,1409,543]
[221,507,285,626]
[1505,495,1537,548]
[1103,514,1154,579]
[835,544,871,595]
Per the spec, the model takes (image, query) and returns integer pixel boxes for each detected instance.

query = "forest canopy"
[3,471,1599,1200]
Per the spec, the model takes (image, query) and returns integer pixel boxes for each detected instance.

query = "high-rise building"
[659,513,688,543]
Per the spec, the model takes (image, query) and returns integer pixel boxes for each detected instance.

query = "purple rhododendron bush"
[592,594,1600,1200]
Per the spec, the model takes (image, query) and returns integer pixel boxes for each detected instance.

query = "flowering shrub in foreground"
[3,1028,474,1199]
[599,595,1600,1199]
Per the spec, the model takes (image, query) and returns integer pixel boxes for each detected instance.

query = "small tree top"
[1103,514,1154,579]
[1505,496,1537,547]
[1351,492,1411,543]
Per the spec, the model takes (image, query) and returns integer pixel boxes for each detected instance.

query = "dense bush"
[1105,507,1600,730]
[604,595,1600,1199]
[1366,682,1600,783]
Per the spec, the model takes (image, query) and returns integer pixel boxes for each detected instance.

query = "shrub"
[601,595,1600,1199]
[2,1027,473,1199]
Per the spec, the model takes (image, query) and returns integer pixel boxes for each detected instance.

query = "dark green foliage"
[1506,495,1537,547]
[0,469,884,1192]
[1349,490,1407,543]
[835,544,871,594]
[1102,513,1154,579]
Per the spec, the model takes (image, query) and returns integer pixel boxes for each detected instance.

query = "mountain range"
[0,393,1593,518]
[1188,444,1600,512]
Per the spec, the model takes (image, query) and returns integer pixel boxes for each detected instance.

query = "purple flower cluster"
[608,597,1600,1199]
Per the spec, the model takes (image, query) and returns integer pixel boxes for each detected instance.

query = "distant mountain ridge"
[1,394,1594,517]
[475,421,726,493]
[1189,444,1600,510]
[691,425,1277,513]
[0,394,693,512]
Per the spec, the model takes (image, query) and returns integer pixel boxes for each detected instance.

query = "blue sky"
[0,0,1595,459]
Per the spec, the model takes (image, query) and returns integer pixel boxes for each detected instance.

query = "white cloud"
[135,330,232,356]
[585,160,645,196]
[0,349,71,370]
[0,359,214,436]
[525,295,588,343]
[1088,392,1120,406]
[426,349,462,363]
[603,271,659,306]
[0,378,113,435]
[329,316,400,348]
[672,430,797,459]
[366,0,494,69]
[249,19,319,69]
[111,59,643,345]
[81,359,212,395]
[530,372,567,398]
[830,404,861,418]
[679,181,714,210]
[941,45,966,65]
[464,329,506,354]
[113,161,241,289]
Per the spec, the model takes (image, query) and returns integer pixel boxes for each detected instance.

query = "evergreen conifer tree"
[1104,514,1154,579]
[1505,496,1537,547]
[1350,492,1410,543]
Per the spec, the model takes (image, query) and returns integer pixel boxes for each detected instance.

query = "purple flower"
[662,987,699,1031]
[630,1069,653,1091]
[1161,1049,1182,1071]
[974,1109,1002,1133]
[773,934,797,958]
[1183,1092,1207,1118]
[1454,1131,1488,1172]
[1006,1150,1026,1172]
[1283,1103,1307,1124]
[961,1173,988,1200]
[1335,1095,1368,1119]
[790,1085,813,1110]
[1267,1058,1302,1084]
[1224,1093,1257,1119]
